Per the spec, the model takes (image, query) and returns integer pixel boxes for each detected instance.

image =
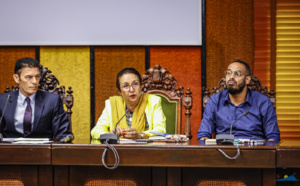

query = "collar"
[223,89,252,106]
[18,90,36,105]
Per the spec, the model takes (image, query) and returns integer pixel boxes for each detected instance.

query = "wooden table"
[0,143,51,186]
[277,141,300,168]
[2,139,294,186]
[276,140,300,184]
[52,139,278,186]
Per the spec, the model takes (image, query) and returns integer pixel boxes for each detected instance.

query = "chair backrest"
[203,75,276,109]
[141,65,192,139]
[4,65,74,129]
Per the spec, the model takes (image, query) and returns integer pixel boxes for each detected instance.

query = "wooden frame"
[141,64,192,138]
[203,75,276,109]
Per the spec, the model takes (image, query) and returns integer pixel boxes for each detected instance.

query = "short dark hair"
[15,57,40,75]
[116,68,142,91]
[231,60,253,75]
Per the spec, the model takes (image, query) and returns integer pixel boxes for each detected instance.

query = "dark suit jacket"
[0,90,72,139]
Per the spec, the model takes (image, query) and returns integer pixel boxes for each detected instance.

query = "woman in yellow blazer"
[91,68,166,140]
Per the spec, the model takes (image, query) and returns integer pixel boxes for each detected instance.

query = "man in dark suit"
[0,57,72,139]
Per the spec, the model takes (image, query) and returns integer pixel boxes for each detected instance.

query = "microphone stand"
[216,110,249,145]
[216,111,249,160]
[100,109,129,170]
[100,110,128,144]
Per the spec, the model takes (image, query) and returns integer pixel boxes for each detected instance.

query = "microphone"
[0,95,11,142]
[216,110,249,145]
[100,109,130,144]
[60,134,75,143]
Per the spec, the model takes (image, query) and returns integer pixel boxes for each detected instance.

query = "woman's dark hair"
[116,68,142,91]
[232,60,253,75]
[15,57,40,76]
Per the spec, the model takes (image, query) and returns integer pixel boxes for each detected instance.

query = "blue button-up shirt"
[197,89,280,141]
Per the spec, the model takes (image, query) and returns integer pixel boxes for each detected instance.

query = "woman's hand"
[122,128,149,140]
[110,127,124,136]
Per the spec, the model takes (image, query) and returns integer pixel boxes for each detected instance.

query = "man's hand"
[200,137,209,140]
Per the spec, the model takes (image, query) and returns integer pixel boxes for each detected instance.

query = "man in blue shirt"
[197,60,280,141]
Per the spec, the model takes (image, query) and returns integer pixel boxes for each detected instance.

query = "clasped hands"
[111,128,149,140]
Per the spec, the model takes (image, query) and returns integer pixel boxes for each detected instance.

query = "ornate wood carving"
[183,88,192,139]
[203,75,276,109]
[269,89,276,109]
[4,65,74,129]
[5,85,19,93]
[142,64,192,139]
[141,65,184,98]
[202,88,210,109]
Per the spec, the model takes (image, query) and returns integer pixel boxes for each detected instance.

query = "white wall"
[0,0,201,45]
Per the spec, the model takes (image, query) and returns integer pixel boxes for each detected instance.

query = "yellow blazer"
[91,94,166,139]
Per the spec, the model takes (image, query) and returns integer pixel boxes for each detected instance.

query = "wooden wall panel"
[0,47,35,93]
[40,46,90,141]
[150,46,201,143]
[254,0,271,89]
[94,46,145,126]
[206,0,254,90]
[276,0,300,140]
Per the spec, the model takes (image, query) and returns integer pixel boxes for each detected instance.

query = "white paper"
[149,136,166,140]
[12,140,53,144]
[13,138,50,142]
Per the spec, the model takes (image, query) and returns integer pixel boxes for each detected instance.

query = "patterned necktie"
[23,97,32,135]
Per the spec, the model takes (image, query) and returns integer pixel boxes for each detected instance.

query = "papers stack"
[205,139,217,145]
[4,138,52,144]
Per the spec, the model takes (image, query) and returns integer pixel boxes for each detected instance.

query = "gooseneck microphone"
[216,110,249,145]
[100,109,130,144]
[0,95,11,142]
[101,109,130,170]
[230,110,249,135]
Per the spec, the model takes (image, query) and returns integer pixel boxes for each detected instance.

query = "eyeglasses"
[224,70,248,78]
[121,81,140,91]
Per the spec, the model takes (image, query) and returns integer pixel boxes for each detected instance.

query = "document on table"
[119,138,137,144]
[149,136,166,140]
[3,138,53,144]
[119,138,154,144]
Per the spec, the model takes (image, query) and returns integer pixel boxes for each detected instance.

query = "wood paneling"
[94,46,145,125]
[0,47,35,93]
[40,46,91,141]
[206,0,254,90]
[254,0,271,90]
[149,46,201,142]
[276,0,300,141]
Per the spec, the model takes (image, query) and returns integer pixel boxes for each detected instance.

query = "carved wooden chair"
[203,75,276,109]
[141,65,192,139]
[4,65,74,129]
